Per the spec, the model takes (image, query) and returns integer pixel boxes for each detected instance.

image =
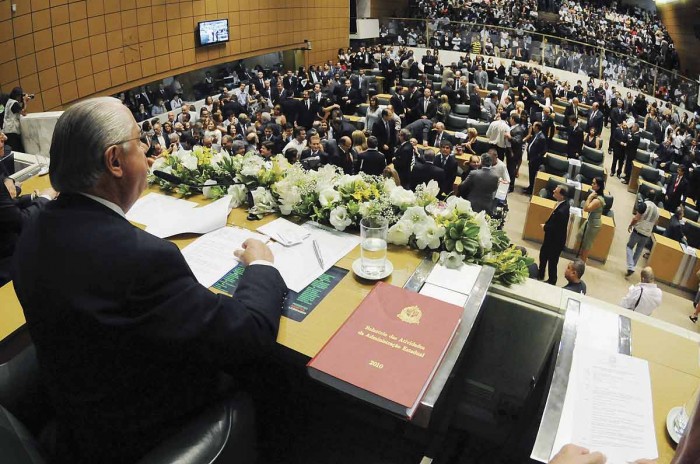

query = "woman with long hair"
[578,177,606,263]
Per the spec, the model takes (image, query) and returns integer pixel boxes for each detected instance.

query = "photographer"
[3,87,32,153]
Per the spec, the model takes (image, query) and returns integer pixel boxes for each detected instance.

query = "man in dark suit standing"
[538,185,570,285]
[380,51,397,88]
[358,136,387,176]
[563,97,581,121]
[393,128,416,188]
[621,123,641,183]
[11,97,288,463]
[296,90,317,130]
[610,120,628,178]
[351,69,370,102]
[434,141,458,196]
[458,153,500,214]
[535,107,555,141]
[338,79,362,115]
[427,122,454,148]
[525,121,547,194]
[565,115,584,159]
[371,109,396,161]
[587,102,604,136]
[404,83,421,123]
[609,98,626,136]
[413,88,437,120]
[410,149,445,191]
[664,165,689,212]
[390,86,407,124]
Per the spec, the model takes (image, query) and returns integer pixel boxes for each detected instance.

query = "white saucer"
[352,258,393,280]
[666,406,684,444]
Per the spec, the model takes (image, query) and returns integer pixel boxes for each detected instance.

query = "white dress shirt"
[619,283,663,316]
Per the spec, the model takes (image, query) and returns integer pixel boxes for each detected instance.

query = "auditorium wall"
[0,0,349,112]
[370,0,409,19]
[656,0,700,78]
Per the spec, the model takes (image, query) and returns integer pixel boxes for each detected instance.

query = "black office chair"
[538,177,569,201]
[575,162,605,186]
[580,145,604,166]
[636,182,663,209]
[453,104,470,116]
[446,114,468,131]
[539,155,569,178]
[635,149,651,165]
[548,138,567,156]
[471,137,491,155]
[579,191,614,218]
[684,206,699,223]
[639,166,664,187]
[553,113,565,126]
[683,221,700,248]
[468,120,490,136]
[640,130,653,141]
[356,105,368,117]
[0,344,257,464]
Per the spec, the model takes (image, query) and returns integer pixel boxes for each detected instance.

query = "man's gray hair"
[260,112,271,123]
[480,152,493,167]
[50,97,133,193]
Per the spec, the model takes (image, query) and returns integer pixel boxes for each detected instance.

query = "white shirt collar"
[79,193,126,218]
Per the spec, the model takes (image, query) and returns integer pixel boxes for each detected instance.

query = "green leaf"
[455,240,464,253]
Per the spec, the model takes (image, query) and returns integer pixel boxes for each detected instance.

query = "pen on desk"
[312,239,324,268]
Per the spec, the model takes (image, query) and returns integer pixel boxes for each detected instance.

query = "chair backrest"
[472,137,491,155]
[581,145,603,165]
[638,138,650,150]
[543,155,569,177]
[648,140,659,152]
[548,138,567,156]
[670,162,679,173]
[446,113,468,131]
[635,149,651,164]
[356,105,368,117]
[540,177,568,200]
[639,166,661,184]
[640,130,654,141]
[403,79,417,88]
[683,221,700,248]
[453,104,470,116]
[685,206,700,223]
[601,193,614,216]
[578,162,605,184]
[469,121,490,136]
[637,182,662,204]
[376,96,390,106]
[554,113,565,125]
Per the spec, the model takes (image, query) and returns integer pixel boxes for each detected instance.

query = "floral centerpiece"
[149,150,533,286]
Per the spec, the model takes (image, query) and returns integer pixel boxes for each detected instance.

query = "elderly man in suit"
[538,185,570,285]
[12,97,288,463]
[621,123,641,183]
[371,108,396,161]
[413,88,437,120]
[458,153,500,214]
[393,128,416,188]
[410,149,445,191]
[565,115,584,159]
[587,102,604,136]
[358,136,387,176]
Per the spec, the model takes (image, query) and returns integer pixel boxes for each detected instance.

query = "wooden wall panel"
[0,0,349,110]
[656,0,700,79]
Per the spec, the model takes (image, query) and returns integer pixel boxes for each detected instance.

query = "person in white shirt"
[625,200,659,276]
[486,112,511,161]
[282,127,307,154]
[620,267,663,316]
[488,148,510,184]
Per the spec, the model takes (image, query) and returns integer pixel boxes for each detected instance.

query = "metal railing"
[377,18,698,112]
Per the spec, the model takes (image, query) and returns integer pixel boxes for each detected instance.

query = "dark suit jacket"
[427,131,454,148]
[624,131,641,158]
[664,215,686,243]
[358,149,387,176]
[339,87,362,114]
[296,99,317,129]
[390,94,406,118]
[566,125,584,158]
[458,168,500,213]
[413,97,437,119]
[410,162,445,191]
[665,174,688,211]
[393,141,415,183]
[434,153,458,195]
[371,119,396,155]
[542,201,571,254]
[587,110,604,135]
[563,104,581,121]
[528,132,548,164]
[11,194,287,463]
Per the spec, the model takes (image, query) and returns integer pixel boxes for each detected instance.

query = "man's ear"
[104,145,124,178]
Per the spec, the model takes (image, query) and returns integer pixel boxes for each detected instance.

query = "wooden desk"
[648,233,700,292]
[523,195,615,263]
[533,171,609,201]
[628,160,647,193]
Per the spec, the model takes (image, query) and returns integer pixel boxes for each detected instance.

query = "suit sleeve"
[127,236,288,367]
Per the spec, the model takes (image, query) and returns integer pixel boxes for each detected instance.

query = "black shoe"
[621,179,629,185]
[625,269,634,277]
[524,188,533,195]
[690,315,698,323]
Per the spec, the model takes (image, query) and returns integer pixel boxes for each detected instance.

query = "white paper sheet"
[419,282,469,307]
[146,195,232,238]
[424,263,481,295]
[551,349,658,464]
[269,221,361,292]
[180,226,268,288]
[126,192,198,226]
[257,218,311,246]
[575,304,620,353]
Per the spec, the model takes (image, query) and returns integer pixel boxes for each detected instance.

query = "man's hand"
[3,177,17,199]
[549,444,606,464]
[39,188,58,199]
[234,238,274,265]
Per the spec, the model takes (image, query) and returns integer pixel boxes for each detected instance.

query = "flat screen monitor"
[197,19,229,46]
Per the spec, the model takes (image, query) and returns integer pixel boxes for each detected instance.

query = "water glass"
[360,217,388,277]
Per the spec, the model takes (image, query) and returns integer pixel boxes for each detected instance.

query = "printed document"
[126,192,198,226]
[146,196,233,238]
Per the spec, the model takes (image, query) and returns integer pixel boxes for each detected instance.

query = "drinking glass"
[360,217,388,277]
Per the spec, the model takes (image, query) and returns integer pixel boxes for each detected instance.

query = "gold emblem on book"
[397,305,422,324]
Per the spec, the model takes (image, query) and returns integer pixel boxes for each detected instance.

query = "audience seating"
[579,191,615,218]
[683,221,700,248]
[446,114,468,131]
[635,150,651,164]
[468,120,490,136]
[539,155,569,178]
[548,138,567,156]
[453,104,470,116]
[581,146,604,166]
[0,345,257,464]
[538,177,569,201]
[639,166,664,187]
[685,206,699,222]
[636,181,664,206]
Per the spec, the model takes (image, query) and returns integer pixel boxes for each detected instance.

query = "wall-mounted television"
[197,19,229,46]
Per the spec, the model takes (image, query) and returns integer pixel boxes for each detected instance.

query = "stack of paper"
[257,218,310,246]
[181,226,268,287]
[146,196,233,238]
[418,263,481,308]
[270,222,361,292]
[126,192,198,226]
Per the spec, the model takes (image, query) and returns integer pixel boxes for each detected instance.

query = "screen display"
[198,19,229,46]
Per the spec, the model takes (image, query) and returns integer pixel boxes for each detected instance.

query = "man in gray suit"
[474,65,488,90]
[483,92,498,121]
[458,153,500,214]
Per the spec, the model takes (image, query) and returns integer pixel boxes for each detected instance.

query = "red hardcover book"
[307,281,462,419]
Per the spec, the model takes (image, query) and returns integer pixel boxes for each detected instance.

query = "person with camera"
[3,86,33,153]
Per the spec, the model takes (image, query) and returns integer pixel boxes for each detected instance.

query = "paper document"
[180,226,268,288]
[551,349,658,464]
[568,159,582,167]
[575,304,620,353]
[270,221,360,292]
[146,195,232,238]
[419,282,469,307]
[257,218,311,246]
[424,263,481,296]
[126,192,198,226]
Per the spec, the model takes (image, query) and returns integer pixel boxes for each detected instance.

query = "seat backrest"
[637,182,662,204]
[639,166,661,183]
[638,138,650,150]
[472,137,491,155]
[548,138,567,156]
[685,206,700,222]
[469,121,490,136]
[670,162,679,173]
[635,149,651,164]
[403,78,417,88]
[581,145,603,165]
[540,177,567,200]
[601,193,614,216]
[554,113,565,125]
[453,104,470,115]
[640,130,654,141]
[544,155,569,177]
[446,113,468,131]
[579,162,605,184]
[683,221,700,248]
[356,105,368,117]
